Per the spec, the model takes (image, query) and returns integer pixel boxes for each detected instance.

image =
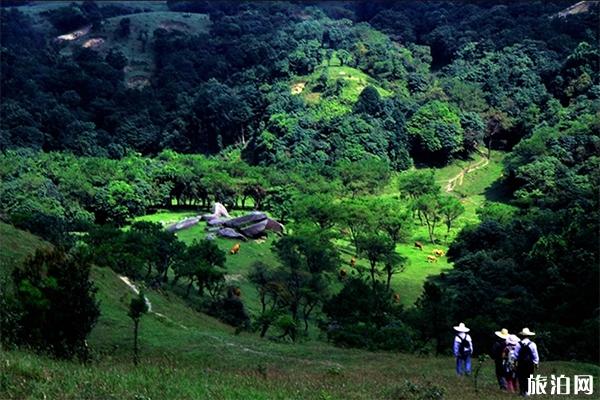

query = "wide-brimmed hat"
[453,322,470,332]
[506,334,519,345]
[495,328,509,339]
[519,327,535,336]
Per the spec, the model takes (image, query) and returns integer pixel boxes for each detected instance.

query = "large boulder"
[223,211,267,228]
[217,227,247,241]
[166,216,201,232]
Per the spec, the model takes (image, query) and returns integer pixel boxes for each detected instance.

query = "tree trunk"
[162,261,169,283]
[260,323,270,338]
[370,262,377,289]
[133,319,139,366]
[386,271,392,291]
[186,279,193,297]
[303,303,316,333]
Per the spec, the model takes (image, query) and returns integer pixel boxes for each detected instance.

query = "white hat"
[519,327,535,336]
[453,322,470,332]
[495,328,509,339]
[506,334,519,345]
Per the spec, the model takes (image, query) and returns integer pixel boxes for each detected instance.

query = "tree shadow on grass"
[484,179,513,203]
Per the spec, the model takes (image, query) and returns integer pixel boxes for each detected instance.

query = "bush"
[11,211,73,247]
[323,277,413,351]
[207,287,250,330]
[10,248,100,359]
[373,322,416,352]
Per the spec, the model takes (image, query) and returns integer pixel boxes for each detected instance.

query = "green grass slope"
[0,221,50,278]
[18,1,169,33]
[1,221,597,400]
[100,11,211,86]
[291,55,394,120]
[16,1,210,88]
[131,152,507,311]
[3,263,598,399]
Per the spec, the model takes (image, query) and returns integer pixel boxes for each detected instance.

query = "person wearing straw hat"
[504,334,520,393]
[514,328,539,396]
[492,328,509,389]
[452,322,473,376]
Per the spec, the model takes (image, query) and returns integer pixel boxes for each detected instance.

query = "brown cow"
[415,241,424,251]
[350,257,356,268]
[427,255,438,263]
[339,268,348,278]
[433,249,445,257]
[393,293,401,303]
[230,243,241,255]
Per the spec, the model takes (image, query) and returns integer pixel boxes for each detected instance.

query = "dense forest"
[0,0,598,372]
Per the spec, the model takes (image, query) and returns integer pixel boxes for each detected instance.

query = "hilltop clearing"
[55,11,211,87]
[555,1,599,18]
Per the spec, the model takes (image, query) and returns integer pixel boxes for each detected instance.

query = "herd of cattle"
[414,241,445,262]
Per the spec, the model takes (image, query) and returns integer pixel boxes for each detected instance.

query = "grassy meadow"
[1,153,598,399]
[2,248,598,399]
[129,151,506,309]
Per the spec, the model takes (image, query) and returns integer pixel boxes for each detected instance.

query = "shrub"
[10,248,100,359]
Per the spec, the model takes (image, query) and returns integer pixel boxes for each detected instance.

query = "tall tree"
[439,195,465,241]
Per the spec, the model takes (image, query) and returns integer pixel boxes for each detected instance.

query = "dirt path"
[444,156,489,192]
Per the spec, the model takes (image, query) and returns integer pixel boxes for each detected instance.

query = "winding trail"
[444,155,489,193]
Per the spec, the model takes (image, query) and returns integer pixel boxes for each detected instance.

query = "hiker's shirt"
[514,338,539,365]
[453,332,473,357]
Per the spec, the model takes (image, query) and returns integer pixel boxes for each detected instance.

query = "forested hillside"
[0,1,598,399]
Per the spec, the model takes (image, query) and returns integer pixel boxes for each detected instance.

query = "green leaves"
[128,291,149,321]
[407,101,464,159]
[10,248,100,359]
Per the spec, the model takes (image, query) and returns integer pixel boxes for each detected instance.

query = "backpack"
[503,346,516,374]
[518,341,533,365]
[457,335,472,357]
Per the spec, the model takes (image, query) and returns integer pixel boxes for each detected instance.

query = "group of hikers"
[452,322,540,396]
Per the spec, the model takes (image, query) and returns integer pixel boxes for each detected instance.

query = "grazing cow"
[415,241,424,251]
[230,243,241,255]
[233,287,242,297]
[393,293,401,303]
[339,268,347,278]
[427,255,438,263]
[350,257,356,268]
[433,249,445,257]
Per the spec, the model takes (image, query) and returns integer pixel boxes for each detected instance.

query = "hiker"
[514,328,539,396]
[492,328,509,389]
[503,334,520,393]
[453,322,473,376]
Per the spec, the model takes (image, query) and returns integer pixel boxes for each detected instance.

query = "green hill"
[290,59,396,120]
[17,1,211,87]
[53,11,211,87]
[1,217,597,399]
[0,221,50,279]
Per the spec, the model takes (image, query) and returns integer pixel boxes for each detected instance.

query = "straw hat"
[495,328,509,339]
[453,322,470,332]
[506,334,519,345]
[519,327,535,336]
